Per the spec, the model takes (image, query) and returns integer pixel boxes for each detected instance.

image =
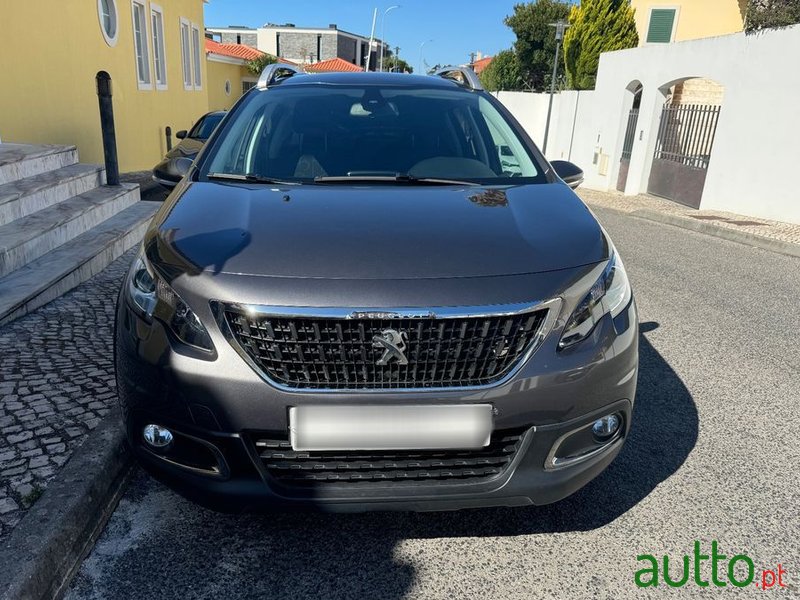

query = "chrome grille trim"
[212,298,562,393]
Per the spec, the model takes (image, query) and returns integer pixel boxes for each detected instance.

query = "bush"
[479,50,524,91]
[563,0,638,90]
[745,0,800,33]
[246,54,278,76]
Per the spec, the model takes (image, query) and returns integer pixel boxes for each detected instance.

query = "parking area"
[63,206,800,599]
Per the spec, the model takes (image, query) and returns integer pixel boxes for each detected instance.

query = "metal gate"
[647,103,721,208]
[616,108,639,192]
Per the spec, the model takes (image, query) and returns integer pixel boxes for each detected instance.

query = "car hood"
[164,138,204,159]
[145,181,607,280]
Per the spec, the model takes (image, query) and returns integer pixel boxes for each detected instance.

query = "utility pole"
[542,20,569,156]
[394,45,400,72]
[366,8,377,71]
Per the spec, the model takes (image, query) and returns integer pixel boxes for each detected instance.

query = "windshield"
[199,84,546,184]
[189,113,225,140]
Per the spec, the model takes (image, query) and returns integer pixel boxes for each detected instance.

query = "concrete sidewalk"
[577,188,800,250]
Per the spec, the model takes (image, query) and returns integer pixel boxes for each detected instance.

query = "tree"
[479,50,524,91]
[246,53,278,77]
[563,0,638,90]
[504,0,571,91]
[384,56,414,73]
[745,0,800,33]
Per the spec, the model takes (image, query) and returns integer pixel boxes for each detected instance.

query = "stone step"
[0,201,159,325]
[0,184,139,278]
[0,143,79,185]
[0,163,105,226]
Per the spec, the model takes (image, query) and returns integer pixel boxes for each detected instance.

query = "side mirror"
[174,157,193,179]
[175,130,188,140]
[551,160,584,189]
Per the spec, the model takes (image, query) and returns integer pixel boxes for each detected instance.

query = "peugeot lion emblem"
[372,329,409,365]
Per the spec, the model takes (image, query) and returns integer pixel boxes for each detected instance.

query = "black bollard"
[95,71,120,186]
[165,126,173,151]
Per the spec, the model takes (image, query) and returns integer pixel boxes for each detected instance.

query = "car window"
[201,85,545,184]
[189,113,224,140]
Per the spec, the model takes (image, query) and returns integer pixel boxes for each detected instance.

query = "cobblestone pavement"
[0,249,135,540]
[577,188,800,246]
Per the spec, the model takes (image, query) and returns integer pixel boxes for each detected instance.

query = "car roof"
[276,72,468,89]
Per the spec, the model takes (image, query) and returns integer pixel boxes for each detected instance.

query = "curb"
[0,409,133,600]
[624,208,800,259]
[585,199,800,259]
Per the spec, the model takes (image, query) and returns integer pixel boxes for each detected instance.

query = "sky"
[203,0,526,70]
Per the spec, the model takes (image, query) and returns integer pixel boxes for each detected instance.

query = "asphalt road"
[65,207,800,600]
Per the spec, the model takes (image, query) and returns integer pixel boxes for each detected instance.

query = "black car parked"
[152,111,226,189]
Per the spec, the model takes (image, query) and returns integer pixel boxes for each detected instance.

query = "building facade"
[631,0,746,44]
[0,0,210,171]
[210,25,258,47]
[205,40,262,111]
[207,23,387,68]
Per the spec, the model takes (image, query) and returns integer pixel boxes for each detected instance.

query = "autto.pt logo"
[635,540,789,590]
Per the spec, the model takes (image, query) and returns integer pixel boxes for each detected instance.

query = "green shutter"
[646,9,676,43]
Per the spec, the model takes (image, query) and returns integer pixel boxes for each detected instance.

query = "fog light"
[143,424,173,448]
[592,414,621,440]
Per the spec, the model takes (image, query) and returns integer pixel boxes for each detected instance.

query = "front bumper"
[115,288,639,512]
[152,160,181,189]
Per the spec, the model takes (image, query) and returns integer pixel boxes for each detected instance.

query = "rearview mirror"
[551,160,584,189]
[175,130,188,140]
[174,157,193,179]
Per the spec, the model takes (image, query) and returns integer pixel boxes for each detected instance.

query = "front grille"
[252,429,526,486]
[223,307,549,390]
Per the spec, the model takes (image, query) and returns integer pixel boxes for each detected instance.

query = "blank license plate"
[289,404,493,451]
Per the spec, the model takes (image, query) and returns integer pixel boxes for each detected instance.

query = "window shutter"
[646,9,676,43]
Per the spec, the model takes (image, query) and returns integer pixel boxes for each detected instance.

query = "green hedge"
[745,0,800,33]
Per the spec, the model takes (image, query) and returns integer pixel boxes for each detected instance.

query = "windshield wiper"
[206,172,298,185]
[313,174,479,186]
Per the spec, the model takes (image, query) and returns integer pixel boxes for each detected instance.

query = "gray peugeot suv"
[115,66,638,512]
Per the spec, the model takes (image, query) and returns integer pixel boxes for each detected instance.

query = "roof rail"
[256,63,302,89]
[433,66,483,91]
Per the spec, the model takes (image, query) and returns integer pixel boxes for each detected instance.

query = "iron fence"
[653,103,721,170]
[621,108,639,161]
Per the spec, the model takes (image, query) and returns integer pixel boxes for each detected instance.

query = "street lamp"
[379,5,400,72]
[419,39,433,75]
[542,20,569,155]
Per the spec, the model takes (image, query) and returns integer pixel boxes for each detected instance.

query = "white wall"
[494,90,601,184]
[493,25,800,224]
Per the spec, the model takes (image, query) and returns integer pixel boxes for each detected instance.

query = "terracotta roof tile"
[205,39,265,61]
[305,57,364,73]
[472,56,493,74]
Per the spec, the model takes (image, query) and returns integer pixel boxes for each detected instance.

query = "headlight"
[125,252,214,352]
[559,250,631,349]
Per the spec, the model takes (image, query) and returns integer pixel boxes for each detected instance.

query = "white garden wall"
[493,25,800,225]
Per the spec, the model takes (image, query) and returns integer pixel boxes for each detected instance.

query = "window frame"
[645,6,679,44]
[131,0,152,90]
[97,0,119,47]
[149,3,167,90]
[179,17,193,90]
[191,22,203,90]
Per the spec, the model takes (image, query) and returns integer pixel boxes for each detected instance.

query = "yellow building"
[0,0,210,171]
[205,39,261,112]
[632,0,746,45]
